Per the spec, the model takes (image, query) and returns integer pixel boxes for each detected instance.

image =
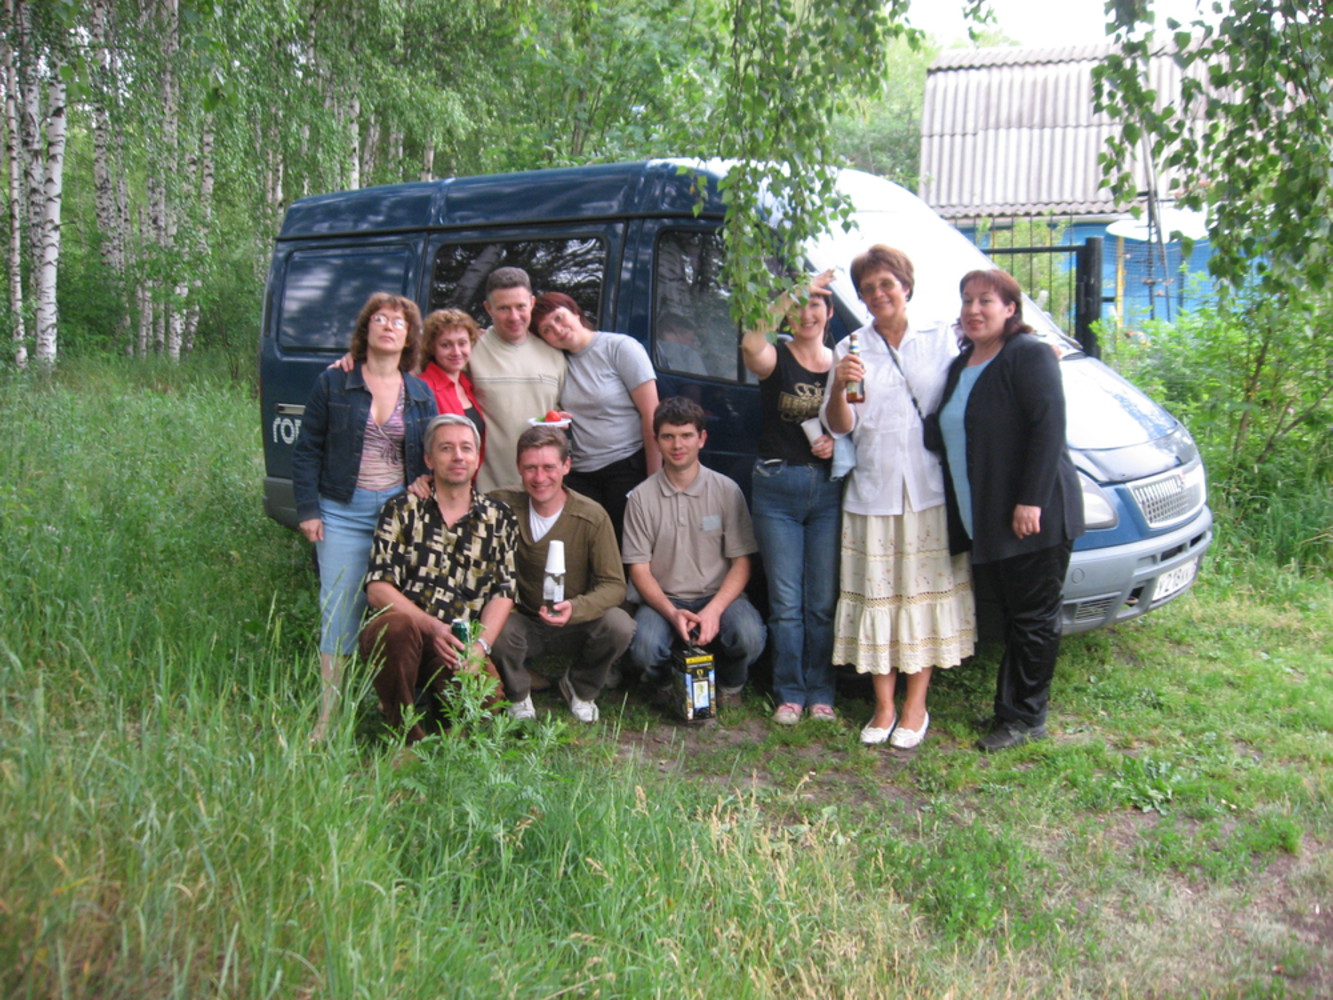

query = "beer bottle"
[845,329,866,403]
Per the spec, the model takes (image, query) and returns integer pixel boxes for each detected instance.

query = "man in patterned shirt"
[360,413,518,742]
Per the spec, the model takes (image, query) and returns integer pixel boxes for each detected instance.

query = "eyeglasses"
[371,314,407,330]
[858,277,902,299]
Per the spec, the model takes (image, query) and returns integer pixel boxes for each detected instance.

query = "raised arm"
[742,269,836,380]
[741,315,780,380]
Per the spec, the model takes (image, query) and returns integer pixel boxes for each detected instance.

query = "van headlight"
[1079,473,1119,530]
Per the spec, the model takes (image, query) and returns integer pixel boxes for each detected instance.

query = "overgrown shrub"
[1102,295,1333,571]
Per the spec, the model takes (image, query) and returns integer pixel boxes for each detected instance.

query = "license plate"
[1154,558,1198,602]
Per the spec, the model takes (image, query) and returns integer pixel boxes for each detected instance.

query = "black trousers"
[565,448,647,548]
[972,541,1073,728]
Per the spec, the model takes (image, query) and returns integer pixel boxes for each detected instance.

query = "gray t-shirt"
[563,332,656,472]
[622,464,758,601]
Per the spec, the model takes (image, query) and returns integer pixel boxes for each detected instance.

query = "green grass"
[2,355,1331,998]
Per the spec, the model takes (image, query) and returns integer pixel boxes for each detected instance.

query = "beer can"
[451,618,471,646]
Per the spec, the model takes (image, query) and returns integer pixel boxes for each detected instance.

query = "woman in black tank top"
[742,270,844,725]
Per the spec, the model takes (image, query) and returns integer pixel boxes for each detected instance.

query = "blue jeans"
[750,460,843,707]
[631,594,766,690]
[316,486,404,655]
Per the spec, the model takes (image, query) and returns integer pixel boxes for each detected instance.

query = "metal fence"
[959,215,1213,335]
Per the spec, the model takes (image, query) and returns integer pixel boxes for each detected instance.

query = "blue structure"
[961,220,1214,330]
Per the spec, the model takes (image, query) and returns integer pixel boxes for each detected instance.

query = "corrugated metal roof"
[920,44,1207,219]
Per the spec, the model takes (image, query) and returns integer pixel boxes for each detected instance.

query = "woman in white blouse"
[822,245,976,748]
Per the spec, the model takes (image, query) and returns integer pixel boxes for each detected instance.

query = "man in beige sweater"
[469,267,566,493]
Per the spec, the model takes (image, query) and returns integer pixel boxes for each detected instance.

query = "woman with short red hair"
[531,292,660,542]
[419,308,486,466]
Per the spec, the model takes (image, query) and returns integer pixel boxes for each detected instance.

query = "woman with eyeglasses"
[292,292,438,740]
[822,245,976,749]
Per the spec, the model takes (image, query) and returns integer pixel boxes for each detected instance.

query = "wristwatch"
[474,636,492,656]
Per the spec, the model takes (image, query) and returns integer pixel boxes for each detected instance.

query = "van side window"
[279,246,414,350]
[431,238,606,326]
[653,230,748,383]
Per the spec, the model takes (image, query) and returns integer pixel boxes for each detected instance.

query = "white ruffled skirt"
[833,502,976,674]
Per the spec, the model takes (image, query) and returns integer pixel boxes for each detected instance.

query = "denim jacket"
[292,365,438,522]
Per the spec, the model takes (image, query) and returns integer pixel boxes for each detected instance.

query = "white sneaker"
[507,694,536,720]
[559,676,600,722]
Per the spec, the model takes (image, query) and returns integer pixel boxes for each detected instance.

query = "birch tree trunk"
[184,120,213,354]
[389,127,402,178]
[116,148,129,345]
[159,0,184,361]
[3,0,27,368]
[360,113,378,184]
[263,117,283,243]
[16,0,41,271]
[135,202,150,356]
[32,71,65,370]
[346,96,360,189]
[299,123,311,197]
[143,170,163,355]
[89,0,129,349]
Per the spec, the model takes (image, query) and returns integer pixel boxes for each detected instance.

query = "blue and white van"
[259,159,1212,633]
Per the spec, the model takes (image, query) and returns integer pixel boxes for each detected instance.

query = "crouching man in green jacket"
[489,425,635,722]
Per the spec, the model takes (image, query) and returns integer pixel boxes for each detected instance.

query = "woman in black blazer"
[932,269,1084,752]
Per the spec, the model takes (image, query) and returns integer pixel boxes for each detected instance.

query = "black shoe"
[717,686,745,709]
[645,682,674,708]
[976,721,1048,753]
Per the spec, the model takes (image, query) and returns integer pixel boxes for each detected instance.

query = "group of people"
[745,245,1084,752]
[292,248,1084,753]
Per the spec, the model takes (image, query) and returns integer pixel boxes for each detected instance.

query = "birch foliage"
[703,0,917,331]
[3,0,947,365]
[1094,0,1333,298]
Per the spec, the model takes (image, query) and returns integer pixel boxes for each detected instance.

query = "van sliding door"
[625,219,761,493]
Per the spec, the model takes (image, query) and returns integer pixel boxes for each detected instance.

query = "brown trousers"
[359,609,503,743]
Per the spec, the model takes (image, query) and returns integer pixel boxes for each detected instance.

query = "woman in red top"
[419,308,486,463]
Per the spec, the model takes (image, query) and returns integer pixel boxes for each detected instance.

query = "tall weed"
[1,356,1328,999]
[0,357,1021,997]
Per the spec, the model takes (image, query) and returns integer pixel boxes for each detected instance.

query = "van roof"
[277,159,728,239]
